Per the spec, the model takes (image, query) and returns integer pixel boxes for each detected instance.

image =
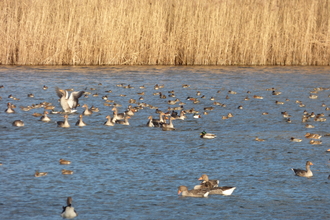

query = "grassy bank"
[1,0,330,65]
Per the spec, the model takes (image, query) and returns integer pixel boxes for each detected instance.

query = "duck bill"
[177,190,182,195]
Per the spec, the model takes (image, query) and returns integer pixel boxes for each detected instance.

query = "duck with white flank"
[200,131,216,139]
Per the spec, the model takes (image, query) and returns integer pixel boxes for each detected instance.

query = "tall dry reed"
[0,0,329,65]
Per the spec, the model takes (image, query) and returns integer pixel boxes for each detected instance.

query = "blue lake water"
[0,65,330,219]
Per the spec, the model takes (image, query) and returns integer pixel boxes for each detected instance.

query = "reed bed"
[1,0,330,65]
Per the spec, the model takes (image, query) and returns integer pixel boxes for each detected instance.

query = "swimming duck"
[82,104,93,116]
[59,159,71,165]
[272,91,282,95]
[104,115,115,126]
[177,185,209,197]
[35,171,48,177]
[292,161,313,178]
[305,124,315,128]
[55,87,84,113]
[305,132,321,139]
[200,131,216,139]
[193,113,201,118]
[168,98,180,105]
[309,139,322,145]
[275,101,284,105]
[253,95,263,99]
[90,105,99,112]
[75,114,87,127]
[12,120,24,127]
[5,102,15,113]
[40,111,51,122]
[43,85,48,90]
[204,107,214,111]
[57,115,70,128]
[255,137,265,141]
[32,112,43,117]
[61,197,77,219]
[62,169,74,175]
[290,137,302,142]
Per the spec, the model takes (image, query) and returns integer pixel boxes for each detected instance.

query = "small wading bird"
[55,87,84,113]
[61,197,77,219]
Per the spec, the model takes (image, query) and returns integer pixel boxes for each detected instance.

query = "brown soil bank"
[1,0,330,66]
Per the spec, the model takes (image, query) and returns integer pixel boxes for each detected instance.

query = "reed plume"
[0,0,329,65]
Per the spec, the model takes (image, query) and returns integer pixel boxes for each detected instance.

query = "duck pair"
[177,174,236,197]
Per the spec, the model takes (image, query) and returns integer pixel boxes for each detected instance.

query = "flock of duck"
[2,80,330,218]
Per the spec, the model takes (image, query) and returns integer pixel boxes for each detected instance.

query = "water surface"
[0,66,329,219]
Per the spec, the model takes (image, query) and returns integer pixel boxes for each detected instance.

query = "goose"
[55,87,84,113]
[35,171,47,177]
[115,115,131,125]
[75,114,87,127]
[62,169,74,175]
[125,106,135,116]
[40,111,51,122]
[161,117,176,129]
[177,185,209,197]
[292,161,313,177]
[12,120,24,127]
[82,104,93,116]
[173,110,186,120]
[57,115,70,128]
[146,116,154,127]
[61,197,78,219]
[104,115,115,126]
[197,174,219,187]
[5,102,15,113]
[112,107,125,123]
[59,159,71,165]
[152,112,165,127]
[200,131,216,139]
[194,181,236,196]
